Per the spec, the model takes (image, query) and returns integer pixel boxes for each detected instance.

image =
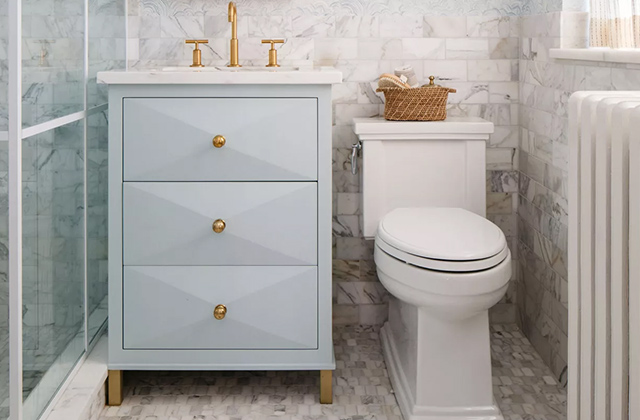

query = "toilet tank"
[353,117,494,239]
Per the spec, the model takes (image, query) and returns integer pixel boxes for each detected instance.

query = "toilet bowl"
[375,207,510,420]
[352,116,509,420]
[376,207,511,319]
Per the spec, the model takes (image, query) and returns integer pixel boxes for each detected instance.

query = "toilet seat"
[376,238,509,272]
[376,207,508,272]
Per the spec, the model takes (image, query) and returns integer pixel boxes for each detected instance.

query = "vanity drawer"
[123,182,317,266]
[123,265,318,350]
[123,97,318,181]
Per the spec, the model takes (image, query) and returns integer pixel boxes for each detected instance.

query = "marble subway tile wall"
[518,10,640,381]
[88,0,127,107]
[21,0,86,127]
[127,0,523,325]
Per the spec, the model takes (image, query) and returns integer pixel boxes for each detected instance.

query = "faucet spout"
[227,1,241,67]
[228,2,236,28]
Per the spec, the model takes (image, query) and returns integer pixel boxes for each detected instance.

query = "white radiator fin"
[628,107,640,420]
[568,92,640,420]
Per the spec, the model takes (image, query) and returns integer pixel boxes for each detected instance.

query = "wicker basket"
[376,85,456,121]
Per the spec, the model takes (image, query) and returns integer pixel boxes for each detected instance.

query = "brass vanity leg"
[107,370,123,406]
[320,370,333,404]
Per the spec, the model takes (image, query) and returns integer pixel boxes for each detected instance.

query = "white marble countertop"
[353,117,495,135]
[97,66,342,85]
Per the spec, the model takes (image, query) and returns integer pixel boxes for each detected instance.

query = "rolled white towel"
[378,73,411,89]
[394,65,419,88]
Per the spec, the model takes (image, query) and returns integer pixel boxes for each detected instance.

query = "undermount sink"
[161,67,220,72]
[161,66,301,72]
[215,66,301,72]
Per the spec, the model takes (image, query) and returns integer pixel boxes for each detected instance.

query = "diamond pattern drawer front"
[123,182,317,266]
[123,98,318,181]
[123,266,318,350]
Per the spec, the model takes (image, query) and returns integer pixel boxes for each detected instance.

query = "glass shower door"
[21,122,86,420]
[20,0,87,415]
[4,0,124,414]
[86,0,125,344]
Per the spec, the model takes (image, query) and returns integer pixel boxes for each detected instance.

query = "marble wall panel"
[129,4,525,324]
[517,10,640,381]
[21,0,85,127]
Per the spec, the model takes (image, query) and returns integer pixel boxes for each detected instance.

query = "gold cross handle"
[261,39,285,67]
[185,39,209,67]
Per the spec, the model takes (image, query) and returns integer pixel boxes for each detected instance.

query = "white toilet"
[353,117,512,420]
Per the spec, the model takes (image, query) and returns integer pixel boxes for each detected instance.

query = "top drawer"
[123,98,318,181]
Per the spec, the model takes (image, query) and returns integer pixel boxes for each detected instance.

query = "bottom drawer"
[123,266,318,350]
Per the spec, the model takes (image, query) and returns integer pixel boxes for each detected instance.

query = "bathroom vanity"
[97,68,342,405]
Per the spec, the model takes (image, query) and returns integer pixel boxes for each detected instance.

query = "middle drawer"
[123,182,317,266]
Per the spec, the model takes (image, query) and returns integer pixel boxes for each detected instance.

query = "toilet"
[353,117,511,420]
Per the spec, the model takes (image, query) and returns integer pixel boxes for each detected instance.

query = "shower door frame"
[8,0,23,418]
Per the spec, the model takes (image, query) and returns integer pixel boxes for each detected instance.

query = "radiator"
[568,92,640,420]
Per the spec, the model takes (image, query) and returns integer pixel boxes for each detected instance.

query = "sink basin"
[161,66,301,72]
[215,66,300,72]
[162,67,220,72]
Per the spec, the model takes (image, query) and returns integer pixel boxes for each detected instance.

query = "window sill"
[549,48,640,65]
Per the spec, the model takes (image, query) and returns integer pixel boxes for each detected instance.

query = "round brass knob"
[213,135,226,148]
[213,304,227,320]
[212,219,226,233]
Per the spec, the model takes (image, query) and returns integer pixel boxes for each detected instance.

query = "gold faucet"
[228,2,241,67]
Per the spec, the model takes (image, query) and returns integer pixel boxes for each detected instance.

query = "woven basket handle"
[376,87,457,93]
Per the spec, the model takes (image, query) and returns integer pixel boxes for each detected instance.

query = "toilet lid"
[377,207,507,262]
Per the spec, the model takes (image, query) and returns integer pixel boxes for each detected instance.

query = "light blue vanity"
[97,68,342,404]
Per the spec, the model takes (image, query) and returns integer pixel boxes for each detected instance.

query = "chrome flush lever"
[351,141,362,175]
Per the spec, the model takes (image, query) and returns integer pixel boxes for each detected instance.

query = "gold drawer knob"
[213,135,226,148]
[214,304,227,320]
[212,219,226,233]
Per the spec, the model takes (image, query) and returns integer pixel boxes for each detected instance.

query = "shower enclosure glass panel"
[86,0,123,343]
[87,112,108,344]
[22,121,86,420]
[5,0,124,415]
[88,0,126,108]
[21,0,85,127]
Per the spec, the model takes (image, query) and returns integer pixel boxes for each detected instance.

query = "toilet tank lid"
[378,207,506,261]
[353,117,494,136]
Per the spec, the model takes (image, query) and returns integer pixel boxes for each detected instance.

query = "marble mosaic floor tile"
[98,324,566,420]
